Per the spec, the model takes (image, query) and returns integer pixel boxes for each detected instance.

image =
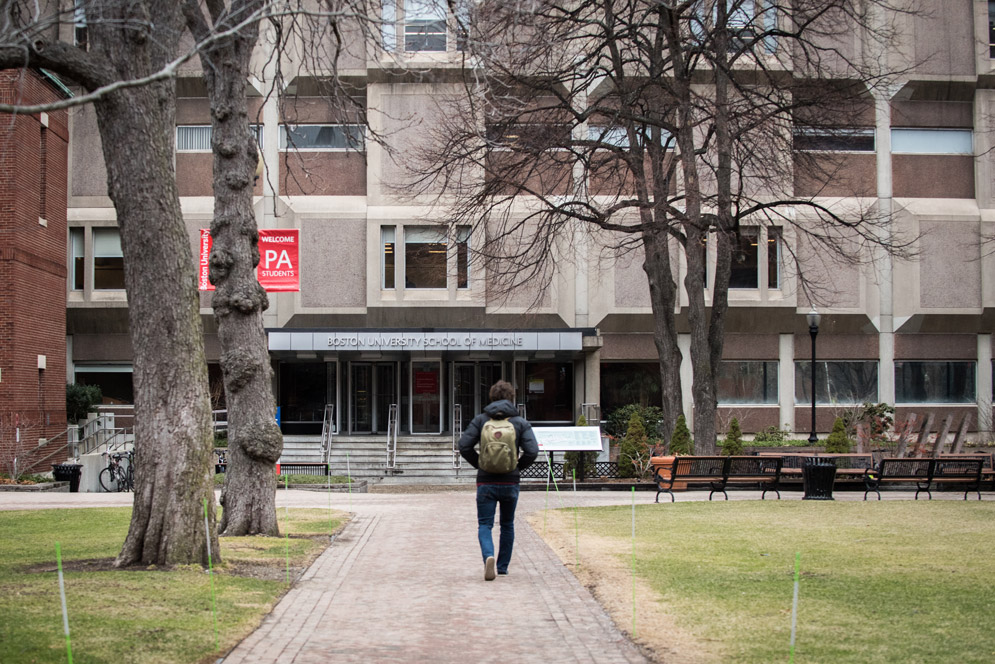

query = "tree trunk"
[86,3,219,566]
[188,1,282,536]
[642,228,683,443]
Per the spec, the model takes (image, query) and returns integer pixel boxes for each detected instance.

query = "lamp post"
[807,310,821,445]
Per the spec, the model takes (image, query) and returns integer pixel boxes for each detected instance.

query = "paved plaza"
[1,485,985,663]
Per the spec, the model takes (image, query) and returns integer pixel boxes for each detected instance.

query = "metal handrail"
[320,404,336,466]
[10,426,80,477]
[212,409,228,433]
[452,404,463,469]
[386,403,398,469]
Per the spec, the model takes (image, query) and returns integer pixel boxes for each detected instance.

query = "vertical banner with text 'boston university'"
[198,229,300,292]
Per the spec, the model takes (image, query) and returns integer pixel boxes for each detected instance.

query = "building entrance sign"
[269,331,584,353]
[533,426,604,452]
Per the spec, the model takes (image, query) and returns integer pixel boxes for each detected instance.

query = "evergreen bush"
[824,417,853,453]
[66,383,102,424]
[721,418,744,456]
[669,414,694,455]
[618,413,650,478]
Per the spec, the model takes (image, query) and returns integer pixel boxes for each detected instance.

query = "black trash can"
[802,457,837,500]
[51,464,83,493]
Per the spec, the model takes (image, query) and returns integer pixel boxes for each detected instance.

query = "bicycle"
[99,451,134,492]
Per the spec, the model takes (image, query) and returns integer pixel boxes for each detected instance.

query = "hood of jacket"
[483,399,518,419]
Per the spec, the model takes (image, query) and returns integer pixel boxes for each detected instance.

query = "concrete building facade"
[60,1,994,455]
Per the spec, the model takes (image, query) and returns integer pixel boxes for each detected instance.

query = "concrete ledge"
[288,480,368,493]
[0,482,70,492]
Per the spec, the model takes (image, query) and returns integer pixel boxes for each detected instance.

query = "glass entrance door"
[374,363,397,434]
[350,364,373,433]
[349,362,397,434]
[453,364,475,433]
[453,362,504,432]
[411,361,442,434]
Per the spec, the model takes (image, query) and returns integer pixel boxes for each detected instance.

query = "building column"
[779,333,795,434]
[979,334,993,439]
[874,89,896,406]
[678,333,693,430]
[582,340,602,422]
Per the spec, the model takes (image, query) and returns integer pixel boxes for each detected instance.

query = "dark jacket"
[458,399,539,484]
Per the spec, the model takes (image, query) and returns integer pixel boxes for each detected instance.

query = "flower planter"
[649,455,687,491]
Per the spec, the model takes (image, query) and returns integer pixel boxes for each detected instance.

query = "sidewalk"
[223,489,651,664]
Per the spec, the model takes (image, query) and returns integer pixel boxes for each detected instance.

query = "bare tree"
[413,0,917,452]
[0,1,219,565]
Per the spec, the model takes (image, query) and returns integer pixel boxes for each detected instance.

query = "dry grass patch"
[534,501,995,664]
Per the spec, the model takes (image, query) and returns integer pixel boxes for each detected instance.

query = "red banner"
[198,229,300,292]
[198,229,214,291]
[258,229,300,292]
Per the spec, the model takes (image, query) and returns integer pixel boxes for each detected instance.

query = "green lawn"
[564,501,995,664]
[0,507,347,663]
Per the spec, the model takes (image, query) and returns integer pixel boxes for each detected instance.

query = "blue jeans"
[476,484,520,573]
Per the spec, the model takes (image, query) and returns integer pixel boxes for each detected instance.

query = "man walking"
[458,380,539,580]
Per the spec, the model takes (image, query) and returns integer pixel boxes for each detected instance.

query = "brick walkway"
[222,490,651,664]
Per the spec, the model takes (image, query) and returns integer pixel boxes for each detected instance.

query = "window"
[730,228,760,289]
[403,0,447,52]
[516,361,574,423]
[177,125,263,152]
[767,227,781,289]
[74,365,133,404]
[382,226,396,289]
[896,361,976,404]
[74,0,88,50]
[717,361,778,404]
[795,360,878,405]
[279,124,364,151]
[487,123,572,151]
[403,226,469,289]
[70,228,84,291]
[793,128,875,152]
[588,125,673,149]
[93,228,125,290]
[600,363,661,416]
[890,129,972,155]
[729,227,780,289]
[989,1,995,58]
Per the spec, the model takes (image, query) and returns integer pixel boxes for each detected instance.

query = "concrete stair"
[279,435,477,486]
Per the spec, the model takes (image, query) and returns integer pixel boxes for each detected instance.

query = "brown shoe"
[484,556,496,581]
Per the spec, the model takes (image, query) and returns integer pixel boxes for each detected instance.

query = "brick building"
[0,69,69,474]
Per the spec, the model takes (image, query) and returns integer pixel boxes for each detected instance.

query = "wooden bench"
[651,455,782,503]
[759,453,873,483]
[863,458,985,501]
[939,453,994,489]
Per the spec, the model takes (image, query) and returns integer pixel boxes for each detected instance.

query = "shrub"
[618,413,652,478]
[721,418,744,456]
[605,404,664,442]
[824,417,853,453]
[669,415,694,455]
[66,383,102,424]
[754,425,790,444]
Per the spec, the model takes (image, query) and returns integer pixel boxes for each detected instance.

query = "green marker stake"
[55,542,73,664]
[284,497,291,584]
[573,469,579,571]
[284,474,289,519]
[544,451,552,536]
[790,552,801,663]
[327,464,334,537]
[202,499,219,652]
[631,486,638,634]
